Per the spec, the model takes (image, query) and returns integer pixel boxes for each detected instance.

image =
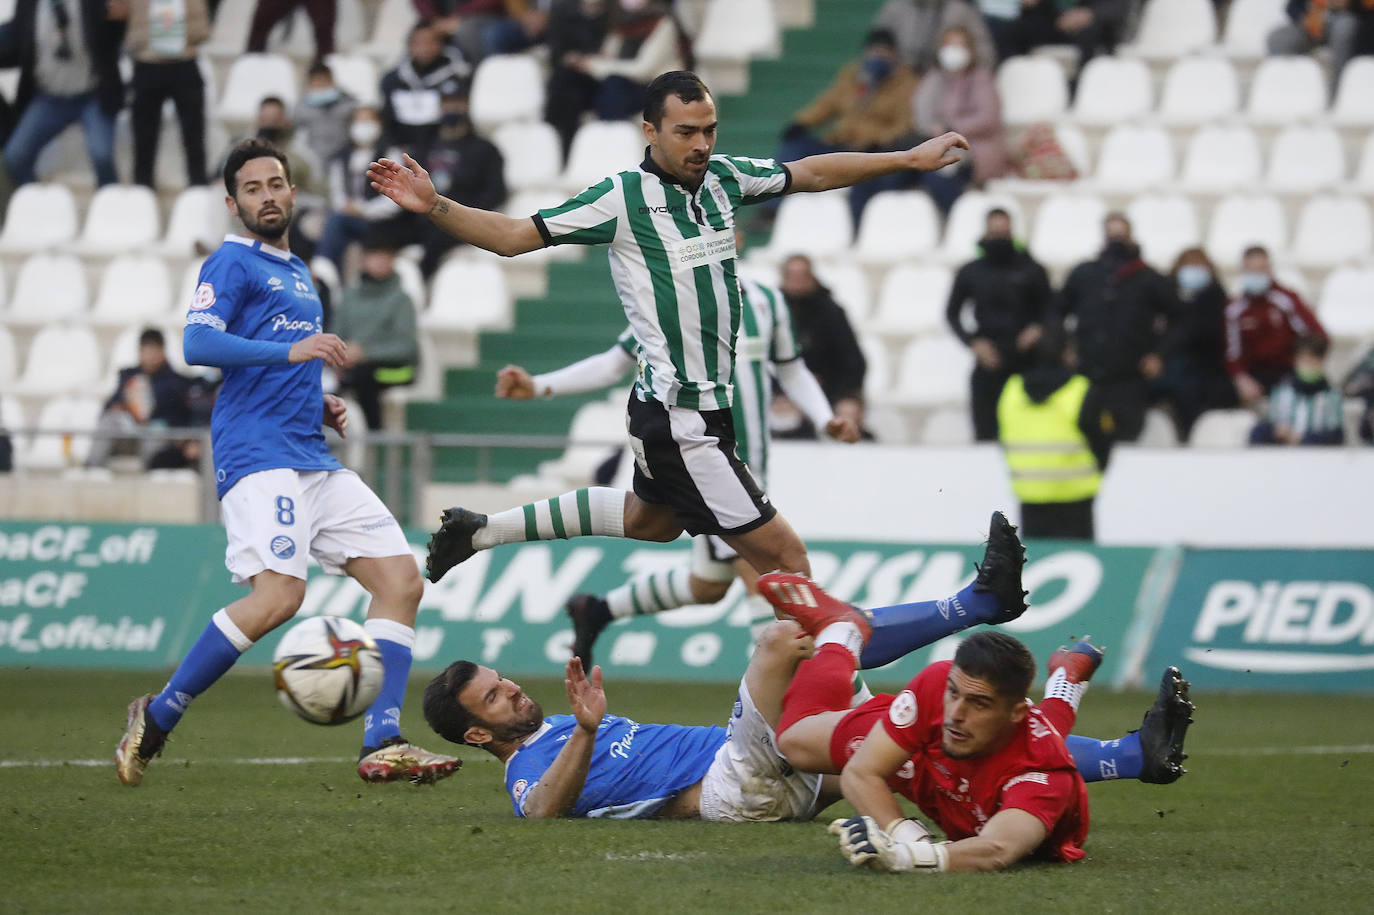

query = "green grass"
[4,668,1372,913]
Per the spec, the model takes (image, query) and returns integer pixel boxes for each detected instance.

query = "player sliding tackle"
[367,70,968,587]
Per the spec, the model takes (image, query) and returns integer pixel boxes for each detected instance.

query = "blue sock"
[148,609,252,732]
[859,580,1005,669]
[362,619,414,749]
[1066,732,1143,782]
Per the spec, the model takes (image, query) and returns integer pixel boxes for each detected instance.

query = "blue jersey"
[505,714,726,818]
[185,235,341,498]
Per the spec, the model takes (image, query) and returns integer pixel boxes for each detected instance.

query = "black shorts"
[625,392,777,537]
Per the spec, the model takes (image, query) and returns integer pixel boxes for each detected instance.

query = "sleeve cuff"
[532,214,554,248]
[779,163,793,196]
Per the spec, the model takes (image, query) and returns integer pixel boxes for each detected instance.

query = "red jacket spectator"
[1224,281,1327,387]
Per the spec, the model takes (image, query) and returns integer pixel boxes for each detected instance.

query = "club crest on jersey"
[512,778,529,803]
[889,689,917,728]
[709,182,730,211]
[191,282,216,310]
[270,535,295,559]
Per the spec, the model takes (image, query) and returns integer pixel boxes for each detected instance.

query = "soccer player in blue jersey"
[115,138,459,787]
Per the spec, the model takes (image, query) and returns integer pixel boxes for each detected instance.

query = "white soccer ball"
[272,616,385,725]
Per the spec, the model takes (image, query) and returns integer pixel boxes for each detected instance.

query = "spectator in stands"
[910,24,1007,213]
[1249,334,1345,446]
[147,373,218,471]
[246,0,335,62]
[418,0,520,63]
[1268,0,1374,97]
[946,207,1051,441]
[0,0,127,188]
[484,0,554,55]
[381,21,471,152]
[295,61,357,167]
[1153,247,1236,442]
[1225,245,1328,406]
[976,0,1022,62]
[1058,213,1176,443]
[248,95,321,192]
[86,328,194,469]
[127,0,209,189]
[872,0,995,73]
[543,0,611,158]
[1010,0,1131,69]
[333,231,421,431]
[775,28,918,227]
[316,105,405,274]
[776,254,870,439]
[1341,347,1374,444]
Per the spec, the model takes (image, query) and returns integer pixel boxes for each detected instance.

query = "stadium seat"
[696,0,780,61]
[7,253,88,325]
[1355,133,1374,193]
[75,185,161,254]
[1190,409,1258,448]
[1126,194,1200,268]
[206,0,253,54]
[1265,125,1345,193]
[218,53,298,121]
[1331,57,1374,127]
[538,399,626,485]
[765,191,854,261]
[857,334,892,402]
[1206,194,1287,267]
[359,0,418,62]
[1222,0,1288,57]
[175,259,207,317]
[0,395,25,453]
[1125,0,1217,58]
[919,406,974,445]
[873,264,953,338]
[493,121,563,191]
[424,258,512,331]
[890,335,973,407]
[90,256,173,327]
[1291,196,1373,268]
[1245,56,1326,125]
[1317,267,1374,340]
[157,186,229,257]
[1157,57,1240,125]
[562,121,643,192]
[1029,193,1108,268]
[1179,125,1263,192]
[391,256,426,314]
[939,191,1025,263]
[0,183,78,253]
[995,56,1068,126]
[13,325,101,395]
[853,191,940,265]
[471,54,545,129]
[322,54,382,108]
[1139,408,1180,447]
[271,0,366,59]
[1055,124,1091,175]
[0,324,15,386]
[20,395,103,469]
[812,262,872,328]
[1071,57,1153,125]
[1093,125,1175,192]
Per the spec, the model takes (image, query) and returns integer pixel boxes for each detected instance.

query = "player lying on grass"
[758,571,1194,872]
[421,517,1191,823]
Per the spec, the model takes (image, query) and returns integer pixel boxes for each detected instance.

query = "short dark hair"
[986,207,1011,223]
[864,27,897,50]
[643,70,711,129]
[138,328,165,348]
[259,95,286,111]
[1295,332,1328,359]
[423,660,482,745]
[223,137,292,197]
[361,224,399,252]
[952,631,1035,700]
[1242,244,1270,261]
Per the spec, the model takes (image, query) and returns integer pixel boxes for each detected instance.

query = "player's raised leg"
[1064,666,1195,784]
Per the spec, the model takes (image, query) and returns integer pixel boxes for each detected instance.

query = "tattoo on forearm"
[435,199,451,216]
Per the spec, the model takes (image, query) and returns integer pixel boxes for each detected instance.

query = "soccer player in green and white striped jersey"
[367,70,968,584]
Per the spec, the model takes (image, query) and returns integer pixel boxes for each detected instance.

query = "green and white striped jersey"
[534,151,791,412]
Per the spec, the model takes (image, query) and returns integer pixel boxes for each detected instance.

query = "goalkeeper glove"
[828,816,949,873]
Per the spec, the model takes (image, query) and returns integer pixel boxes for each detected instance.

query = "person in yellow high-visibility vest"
[997,336,1114,539]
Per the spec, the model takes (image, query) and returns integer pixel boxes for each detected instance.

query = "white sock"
[212,608,254,652]
[364,618,415,647]
[474,487,627,550]
[1044,667,1088,711]
[606,566,695,618]
[816,621,864,662]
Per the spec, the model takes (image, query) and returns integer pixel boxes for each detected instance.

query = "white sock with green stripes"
[473,487,627,550]
[605,566,696,619]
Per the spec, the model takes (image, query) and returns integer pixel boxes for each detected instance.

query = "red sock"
[778,644,858,737]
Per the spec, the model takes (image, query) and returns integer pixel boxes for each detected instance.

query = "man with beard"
[115,138,459,789]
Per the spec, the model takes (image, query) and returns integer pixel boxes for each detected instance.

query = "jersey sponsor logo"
[271,314,322,334]
[191,282,216,310]
[608,721,642,759]
[889,689,917,728]
[266,276,284,291]
[665,227,736,272]
[512,778,529,803]
[270,535,296,559]
[638,204,686,215]
[1003,771,1050,791]
[1028,710,1054,740]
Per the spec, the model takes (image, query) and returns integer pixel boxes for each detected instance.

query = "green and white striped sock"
[606,567,696,619]
[473,487,627,550]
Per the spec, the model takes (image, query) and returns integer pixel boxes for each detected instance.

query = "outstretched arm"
[520,658,607,819]
[786,132,969,194]
[497,345,638,400]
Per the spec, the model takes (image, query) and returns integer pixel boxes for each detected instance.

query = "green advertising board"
[1145,549,1374,692]
[0,522,1155,687]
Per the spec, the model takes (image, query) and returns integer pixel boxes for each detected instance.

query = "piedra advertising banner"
[1145,549,1374,692]
[0,522,1155,686]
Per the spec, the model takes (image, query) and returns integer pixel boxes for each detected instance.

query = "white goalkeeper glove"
[828,816,949,873]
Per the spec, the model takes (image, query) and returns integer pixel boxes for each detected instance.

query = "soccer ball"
[272,616,384,725]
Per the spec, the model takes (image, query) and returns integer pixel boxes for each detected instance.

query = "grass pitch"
[3,667,1372,914]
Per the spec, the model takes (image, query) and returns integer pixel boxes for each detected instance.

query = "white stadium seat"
[1331,57,1374,127]
[1291,196,1373,268]
[219,53,298,121]
[858,334,892,403]
[812,262,872,328]
[1246,56,1326,125]
[1094,125,1175,192]
[1158,57,1239,125]
[90,256,173,327]
[1206,194,1287,267]
[853,191,940,265]
[1072,57,1153,126]
[562,121,643,193]
[1356,134,1374,193]
[471,54,546,129]
[1126,0,1217,58]
[493,121,563,191]
[889,335,973,407]
[1317,267,1374,340]
[75,185,161,254]
[158,186,229,257]
[1029,193,1108,268]
[1126,194,1200,268]
[538,400,626,484]
[271,0,366,58]
[940,191,1025,263]
[0,396,24,452]
[1139,408,1180,447]
[1190,409,1259,448]
[873,264,953,338]
[1223,0,1288,58]
[20,395,103,468]
[359,0,418,63]
[697,0,780,61]
[920,406,974,445]
[0,324,15,386]
[322,54,382,108]
[13,325,102,395]
[765,191,853,260]
[1055,124,1091,175]
[176,259,208,318]
[1180,125,1262,192]
[996,56,1068,126]
[425,258,512,331]
[206,0,254,54]
[0,183,78,253]
[1265,125,1345,193]
[8,253,88,325]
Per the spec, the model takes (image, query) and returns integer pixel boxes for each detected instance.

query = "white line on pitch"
[1190,744,1374,756]
[0,755,499,768]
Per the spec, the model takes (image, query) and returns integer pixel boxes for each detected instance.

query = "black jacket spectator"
[786,284,867,406]
[380,23,471,151]
[1154,250,1237,441]
[103,365,192,427]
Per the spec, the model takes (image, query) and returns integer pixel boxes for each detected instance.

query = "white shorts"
[221,468,411,585]
[698,677,822,823]
[691,534,738,584]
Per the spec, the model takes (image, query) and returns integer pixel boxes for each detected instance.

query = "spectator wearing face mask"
[295,61,357,164]
[872,0,996,72]
[1225,245,1328,406]
[316,105,404,273]
[1249,334,1345,446]
[1153,248,1237,442]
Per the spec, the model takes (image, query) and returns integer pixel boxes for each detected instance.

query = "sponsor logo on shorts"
[512,778,528,802]
[888,689,917,728]
[732,696,743,719]
[361,517,398,532]
[191,282,216,310]
[270,535,296,559]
